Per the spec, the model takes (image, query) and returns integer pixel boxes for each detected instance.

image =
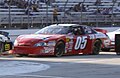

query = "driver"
[73,28,82,35]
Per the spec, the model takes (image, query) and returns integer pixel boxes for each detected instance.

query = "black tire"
[92,40,101,55]
[54,41,65,57]
[116,52,120,55]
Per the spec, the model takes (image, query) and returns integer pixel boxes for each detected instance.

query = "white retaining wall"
[0,27,120,42]
[0,29,39,41]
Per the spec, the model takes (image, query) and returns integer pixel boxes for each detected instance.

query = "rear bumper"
[103,44,115,49]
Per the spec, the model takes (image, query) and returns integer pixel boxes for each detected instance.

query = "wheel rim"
[55,43,64,57]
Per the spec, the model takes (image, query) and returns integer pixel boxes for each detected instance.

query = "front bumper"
[9,46,55,55]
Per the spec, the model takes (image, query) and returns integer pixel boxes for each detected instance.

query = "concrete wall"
[0,29,39,41]
[0,27,120,42]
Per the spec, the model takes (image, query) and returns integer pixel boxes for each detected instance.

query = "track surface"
[0,52,120,78]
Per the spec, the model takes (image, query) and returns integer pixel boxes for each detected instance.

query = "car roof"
[114,28,120,32]
[49,24,87,27]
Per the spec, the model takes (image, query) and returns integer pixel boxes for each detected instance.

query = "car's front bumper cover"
[9,46,55,55]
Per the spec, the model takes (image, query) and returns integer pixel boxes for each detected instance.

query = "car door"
[72,26,88,54]
[80,26,96,54]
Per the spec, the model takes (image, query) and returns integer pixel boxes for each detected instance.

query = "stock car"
[105,28,120,51]
[0,31,13,54]
[10,24,110,57]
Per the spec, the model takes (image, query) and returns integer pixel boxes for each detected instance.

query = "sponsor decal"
[44,47,54,53]
[65,36,74,53]
[5,43,10,51]
[66,36,74,42]
[66,38,70,42]
[89,34,95,39]
[74,36,87,50]
[95,33,106,38]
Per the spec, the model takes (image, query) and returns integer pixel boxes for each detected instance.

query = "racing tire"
[116,52,120,55]
[54,41,65,57]
[92,40,101,55]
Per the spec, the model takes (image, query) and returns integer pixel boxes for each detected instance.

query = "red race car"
[10,24,110,57]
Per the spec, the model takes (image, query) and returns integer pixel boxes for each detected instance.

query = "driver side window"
[72,27,83,35]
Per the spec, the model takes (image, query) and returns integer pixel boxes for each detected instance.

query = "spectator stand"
[0,0,120,29]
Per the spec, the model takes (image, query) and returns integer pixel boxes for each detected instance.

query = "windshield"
[35,26,70,34]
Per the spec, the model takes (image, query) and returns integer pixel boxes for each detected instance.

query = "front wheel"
[0,41,3,53]
[54,42,65,57]
[92,40,101,55]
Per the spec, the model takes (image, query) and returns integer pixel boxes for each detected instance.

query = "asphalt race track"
[0,52,120,78]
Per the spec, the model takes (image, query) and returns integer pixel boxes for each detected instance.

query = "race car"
[104,28,120,51]
[93,28,111,51]
[10,24,110,57]
[0,31,13,54]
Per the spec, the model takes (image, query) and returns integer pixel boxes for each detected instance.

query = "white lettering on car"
[89,34,95,39]
[74,36,88,50]
[95,33,106,38]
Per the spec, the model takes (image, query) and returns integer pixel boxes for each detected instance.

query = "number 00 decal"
[74,36,87,50]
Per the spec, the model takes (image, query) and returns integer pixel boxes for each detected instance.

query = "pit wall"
[0,27,120,42]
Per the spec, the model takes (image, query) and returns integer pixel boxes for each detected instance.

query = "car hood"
[107,31,120,41]
[0,34,8,41]
[16,34,64,44]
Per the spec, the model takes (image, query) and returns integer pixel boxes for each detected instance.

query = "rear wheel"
[54,41,65,57]
[92,40,101,55]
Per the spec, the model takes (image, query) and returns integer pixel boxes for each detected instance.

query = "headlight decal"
[34,42,47,47]
[34,41,56,47]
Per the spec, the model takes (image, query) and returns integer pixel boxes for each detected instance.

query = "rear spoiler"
[94,28,108,34]
[0,31,9,37]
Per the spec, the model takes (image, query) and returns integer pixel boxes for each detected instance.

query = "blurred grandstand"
[0,0,120,29]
